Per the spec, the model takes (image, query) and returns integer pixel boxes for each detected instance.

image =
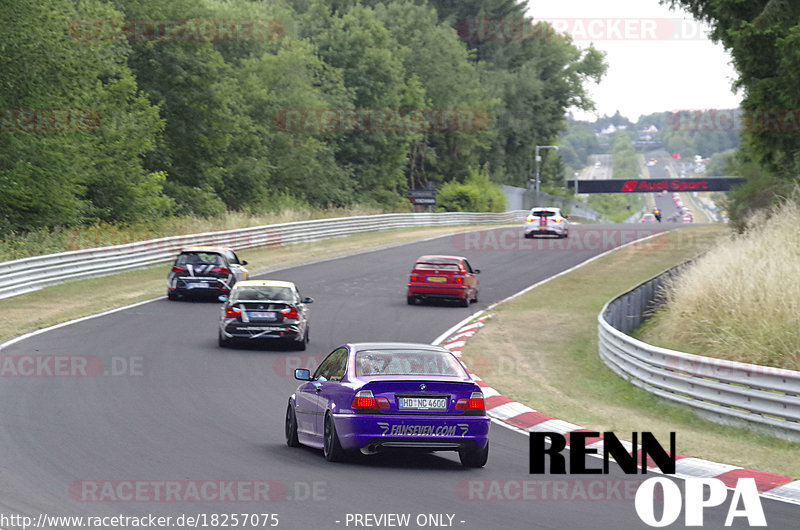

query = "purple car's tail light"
[455,391,485,413]
[352,390,390,410]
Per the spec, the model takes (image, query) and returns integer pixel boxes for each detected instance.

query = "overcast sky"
[525,0,742,121]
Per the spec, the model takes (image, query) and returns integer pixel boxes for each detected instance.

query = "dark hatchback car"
[167,246,248,300]
[218,280,313,350]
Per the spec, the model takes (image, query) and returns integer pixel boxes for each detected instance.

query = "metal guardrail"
[0,211,526,300]
[598,262,800,442]
[521,189,609,222]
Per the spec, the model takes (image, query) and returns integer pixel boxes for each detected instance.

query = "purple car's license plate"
[397,397,447,410]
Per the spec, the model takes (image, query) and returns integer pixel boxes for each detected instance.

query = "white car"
[639,213,658,224]
[524,207,569,239]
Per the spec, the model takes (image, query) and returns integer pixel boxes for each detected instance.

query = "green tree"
[233,38,353,208]
[664,0,799,215]
[301,2,424,205]
[372,1,497,190]
[425,0,607,185]
[0,0,166,231]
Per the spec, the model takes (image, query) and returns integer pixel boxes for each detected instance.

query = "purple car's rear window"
[355,349,467,377]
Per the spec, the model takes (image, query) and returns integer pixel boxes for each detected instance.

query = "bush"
[436,166,505,212]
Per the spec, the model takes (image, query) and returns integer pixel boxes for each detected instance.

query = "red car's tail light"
[225,306,241,318]
[456,392,485,411]
[171,265,187,273]
[281,307,299,320]
[410,274,418,282]
[454,276,464,284]
[351,390,389,409]
[210,267,230,274]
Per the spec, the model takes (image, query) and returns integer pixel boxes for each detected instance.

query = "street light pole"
[534,145,559,196]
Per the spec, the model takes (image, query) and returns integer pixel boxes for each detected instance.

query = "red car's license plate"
[427,276,447,282]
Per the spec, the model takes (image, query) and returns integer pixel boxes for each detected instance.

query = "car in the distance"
[218,280,312,349]
[286,342,490,467]
[167,246,248,300]
[523,207,569,239]
[639,213,658,224]
[406,255,479,307]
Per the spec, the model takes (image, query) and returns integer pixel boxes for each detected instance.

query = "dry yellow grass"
[460,225,800,477]
[641,197,800,370]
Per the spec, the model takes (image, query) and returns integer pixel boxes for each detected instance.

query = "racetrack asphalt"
[1,222,797,529]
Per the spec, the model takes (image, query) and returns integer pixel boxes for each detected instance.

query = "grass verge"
[0,225,488,345]
[638,197,800,369]
[0,206,393,261]
[460,224,800,477]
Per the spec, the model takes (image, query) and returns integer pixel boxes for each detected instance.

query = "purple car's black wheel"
[285,403,300,447]
[459,441,489,468]
[323,413,346,462]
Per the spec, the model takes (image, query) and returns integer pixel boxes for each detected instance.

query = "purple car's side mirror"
[295,368,312,381]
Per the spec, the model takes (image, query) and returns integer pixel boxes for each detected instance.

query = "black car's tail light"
[281,307,299,320]
[225,306,241,318]
[210,266,230,274]
[171,265,187,273]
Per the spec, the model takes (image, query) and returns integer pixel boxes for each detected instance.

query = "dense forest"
[0,0,606,233]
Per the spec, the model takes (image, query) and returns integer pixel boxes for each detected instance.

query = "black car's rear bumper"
[221,322,302,342]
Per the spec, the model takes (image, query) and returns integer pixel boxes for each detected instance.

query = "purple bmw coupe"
[286,342,490,467]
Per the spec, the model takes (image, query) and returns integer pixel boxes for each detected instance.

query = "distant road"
[584,153,612,180]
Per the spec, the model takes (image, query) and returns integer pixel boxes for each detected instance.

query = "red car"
[407,255,480,307]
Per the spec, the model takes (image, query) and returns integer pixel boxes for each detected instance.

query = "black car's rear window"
[176,252,224,266]
[355,349,467,377]
[232,286,292,302]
